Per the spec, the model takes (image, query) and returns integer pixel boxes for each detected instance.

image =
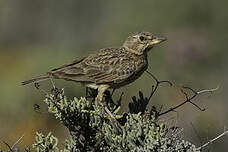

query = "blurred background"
[0,0,227,151]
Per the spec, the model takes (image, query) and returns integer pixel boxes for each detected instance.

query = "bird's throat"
[124,46,143,55]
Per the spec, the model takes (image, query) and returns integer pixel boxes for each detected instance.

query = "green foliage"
[33,132,74,152]
[31,88,201,152]
[33,132,58,152]
[43,88,105,151]
[103,112,199,151]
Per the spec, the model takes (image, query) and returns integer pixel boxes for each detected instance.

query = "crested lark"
[22,32,167,104]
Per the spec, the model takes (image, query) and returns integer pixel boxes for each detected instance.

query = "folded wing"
[50,48,136,84]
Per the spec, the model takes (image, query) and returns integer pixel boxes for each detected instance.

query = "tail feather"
[21,74,50,85]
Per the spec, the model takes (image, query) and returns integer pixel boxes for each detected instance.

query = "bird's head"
[123,32,167,55]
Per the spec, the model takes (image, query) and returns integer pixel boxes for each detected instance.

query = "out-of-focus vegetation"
[0,0,227,151]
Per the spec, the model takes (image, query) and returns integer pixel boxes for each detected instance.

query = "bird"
[22,31,167,104]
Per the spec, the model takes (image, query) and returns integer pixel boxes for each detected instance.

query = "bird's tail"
[21,74,50,85]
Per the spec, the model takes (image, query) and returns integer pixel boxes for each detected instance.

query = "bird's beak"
[149,36,167,46]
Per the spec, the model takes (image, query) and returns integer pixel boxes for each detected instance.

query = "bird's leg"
[97,85,117,121]
[111,89,116,97]
[97,85,109,103]
[49,77,56,89]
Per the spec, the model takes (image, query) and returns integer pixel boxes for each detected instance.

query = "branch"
[2,134,25,151]
[197,127,228,150]
[158,86,219,116]
[11,134,25,150]
[2,141,13,151]
[146,71,172,101]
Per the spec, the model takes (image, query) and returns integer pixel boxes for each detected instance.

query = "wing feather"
[51,57,86,72]
[50,48,136,84]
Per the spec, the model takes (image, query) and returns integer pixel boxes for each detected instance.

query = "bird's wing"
[85,60,136,84]
[50,48,136,84]
[51,57,86,71]
[50,56,93,82]
[82,48,136,84]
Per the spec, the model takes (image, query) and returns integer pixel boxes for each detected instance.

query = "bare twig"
[158,86,218,116]
[11,134,25,150]
[189,101,205,111]
[2,141,13,151]
[146,70,172,101]
[197,127,228,150]
[111,89,116,96]
[49,77,56,89]
[2,134,25,151]
[197,86,219,94]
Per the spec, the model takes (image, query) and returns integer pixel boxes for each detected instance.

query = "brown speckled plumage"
[22,32,167,102]
[49,47,147,89]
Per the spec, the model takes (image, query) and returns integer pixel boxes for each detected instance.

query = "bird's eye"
[139,36,145,41]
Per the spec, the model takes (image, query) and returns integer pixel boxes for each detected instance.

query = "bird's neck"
[123,46,148,60]
[123,46,144,55]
